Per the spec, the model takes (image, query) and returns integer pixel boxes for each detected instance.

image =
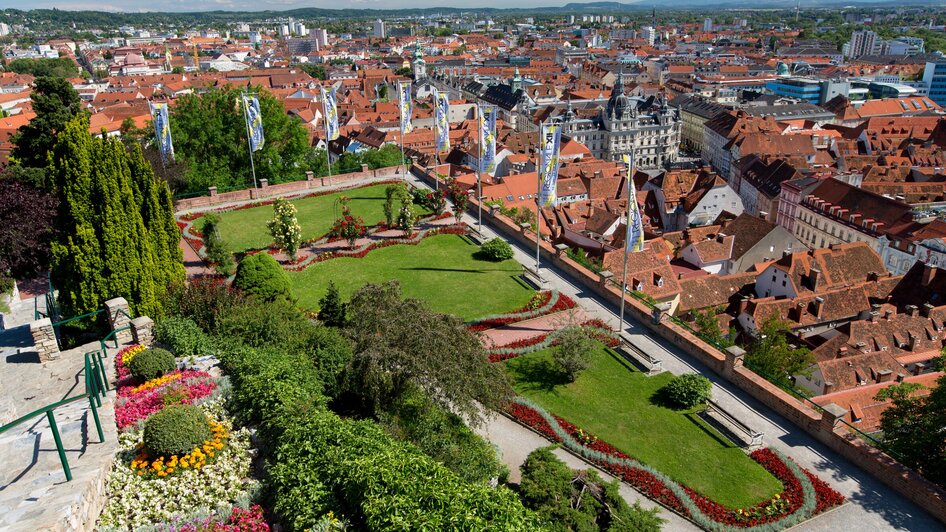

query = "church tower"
[412,40,426,80]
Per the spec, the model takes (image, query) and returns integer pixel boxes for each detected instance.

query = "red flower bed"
[506,401,844,528]
[468,292,581,333]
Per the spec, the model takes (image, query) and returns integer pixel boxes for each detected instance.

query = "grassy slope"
[289,234,535,321]
[197,184,423,252]
[504,345,783,509]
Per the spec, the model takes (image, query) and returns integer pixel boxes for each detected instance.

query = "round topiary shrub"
[478,238,514,262]
[233,253,293,301]
[143,404,212,458]
[128,348,176,382]
[661,373,713,409]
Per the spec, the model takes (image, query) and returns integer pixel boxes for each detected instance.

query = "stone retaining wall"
[411,164,946,524]
[173,164,409,211]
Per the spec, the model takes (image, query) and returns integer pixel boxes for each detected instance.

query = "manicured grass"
[196,184,427,252]
[504,345,783,509]
[289,234,535,321]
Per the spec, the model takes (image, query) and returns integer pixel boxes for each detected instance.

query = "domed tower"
[412,40,426,80]
[510,67,522,92]
[606,70,629,120]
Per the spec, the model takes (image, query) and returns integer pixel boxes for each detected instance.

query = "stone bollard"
[818,403,847,436]
[489,205,501,217]
[306,171,315,188]
[104,297,134,344]
[518,222,531,235]
[30,318,60,362]
[259,178,269,192]
[208,186,217,198]
[723,345,746,379]
[361,163,369,174]
[131,316,155,347]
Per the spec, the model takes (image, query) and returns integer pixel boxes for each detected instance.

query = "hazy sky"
[0,0,604,11]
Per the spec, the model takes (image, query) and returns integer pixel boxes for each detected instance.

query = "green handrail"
[100,325,132,352]
[0,350,109,482]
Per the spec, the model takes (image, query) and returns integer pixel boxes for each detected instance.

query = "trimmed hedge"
[143,404,212,457]
[661,373,713,409]
[129,348,176,382]
[233,253,292,301]
[478,238,514,262]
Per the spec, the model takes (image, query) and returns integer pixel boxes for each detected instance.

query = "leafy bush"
[163,279,244,331]
[129,348,176,382]
[381,387,505,484]
[233,253,292,302]
[201,213,235,277]
[661,373,713,409]
[553,326,596,382]
[143,404,212,457]
[478,238,514,262]
[155,317,210,357]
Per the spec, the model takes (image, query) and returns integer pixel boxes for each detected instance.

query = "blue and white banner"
[242,95,264,152]
[537,123,562,208]
[150,101,174,160]
[434,89,450,154]
[320,86,339,141]
[398,81,413,136]
[479,105,496,175]
[623,153,645,253]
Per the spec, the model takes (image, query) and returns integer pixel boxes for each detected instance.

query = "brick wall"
[173,164,409,211]
[411,164,946,524]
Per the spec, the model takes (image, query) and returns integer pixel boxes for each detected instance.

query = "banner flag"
[623,153,645,253]
[398,81,413,136]
[537,123,562,208]
[320,86,339,141]
[434,89,450,154]
[150,101,174,160]
[479,105,497,175]
[242,95,265,152]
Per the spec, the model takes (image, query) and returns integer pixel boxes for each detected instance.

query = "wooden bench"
[618,335,663,375]
[704,399,764,449]
[521,265,546,289]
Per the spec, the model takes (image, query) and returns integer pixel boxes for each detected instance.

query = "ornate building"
[530,75,681,169]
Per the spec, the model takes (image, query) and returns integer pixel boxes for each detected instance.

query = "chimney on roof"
[738,296,750,315]
[813,296,825,318]
[823,381,834,394]
[896,373,906,383]
[867,271,878,282]
[716,232,726,243]
[908,331,918,352]
[884,308,893,320]
[877,368,893,383]
[869,311,879,323]
[906,304,919,317]
[808,267,822,291]
[922,303,935,317]
[922,264,937,286]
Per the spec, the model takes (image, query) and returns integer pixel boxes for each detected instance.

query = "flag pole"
[322,88,333,178]
[241,92,259,191]
[476,106,484,234]
[618,149,636,335]
[535,122,543,272]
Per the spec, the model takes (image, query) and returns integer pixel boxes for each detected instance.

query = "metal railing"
[0,349,109,481]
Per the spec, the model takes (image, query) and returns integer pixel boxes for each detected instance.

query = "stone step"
[0,347,120,532]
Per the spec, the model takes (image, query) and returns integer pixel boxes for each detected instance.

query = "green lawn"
[504,345,783,509]
[196,184,426,252]
[290,234,535,321]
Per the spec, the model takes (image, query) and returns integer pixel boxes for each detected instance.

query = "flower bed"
[506,398,844,530]
[115,370,217,430]
[467,290,579,333]
[487,321,620,363]
[99,399,257,530]
[153,504,270,532]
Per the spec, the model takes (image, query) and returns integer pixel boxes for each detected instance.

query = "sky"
[0,0,612,11]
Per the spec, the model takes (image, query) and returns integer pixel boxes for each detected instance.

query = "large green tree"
[11,76,84,184]
[745,317,815,385]
[48,115,183,318]
[876,378,946,487]
[168,86,310,193]
[8,57,80,78]
[343,281,512,424]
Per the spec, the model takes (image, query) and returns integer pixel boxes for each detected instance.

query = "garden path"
[405,169,942,531]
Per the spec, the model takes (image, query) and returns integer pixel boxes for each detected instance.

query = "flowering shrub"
[329,212,368,248]
[267,198,303,260]
[118,344,147,368]
[115,370,217,430]
[99,400,256,530]
[506,398,844,530]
